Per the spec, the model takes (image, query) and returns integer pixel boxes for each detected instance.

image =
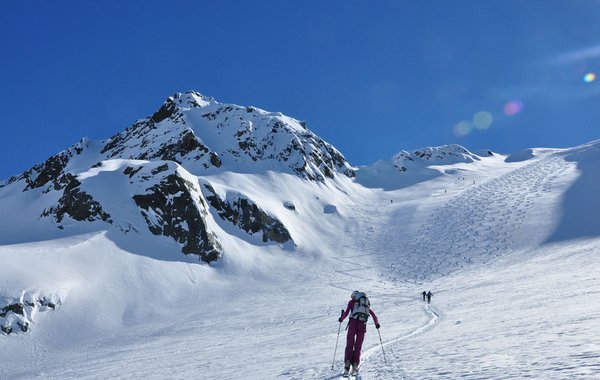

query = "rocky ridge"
[392,144,488,172]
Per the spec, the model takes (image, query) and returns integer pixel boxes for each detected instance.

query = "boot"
[342,361,351,377]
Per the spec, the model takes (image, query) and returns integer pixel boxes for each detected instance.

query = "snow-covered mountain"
[355,144,494,190]
[1,92,600,379]
[392,144,488,170]
[96,91,354,180]
[0,91,354,263]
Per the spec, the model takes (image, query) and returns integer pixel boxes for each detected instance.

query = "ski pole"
[377,328,388,365]
[331,309,344,370]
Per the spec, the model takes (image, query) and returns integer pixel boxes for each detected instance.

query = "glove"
[338,317,343,323]
[375,323,381,329]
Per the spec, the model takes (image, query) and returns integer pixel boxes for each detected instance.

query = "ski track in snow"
[357,304,440,380]
[319,193,442,379]
[373,154,572,283]
[318,153,576,379]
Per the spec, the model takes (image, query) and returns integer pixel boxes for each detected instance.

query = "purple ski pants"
[344,318,367,366]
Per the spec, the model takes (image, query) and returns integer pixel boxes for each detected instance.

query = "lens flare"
[583,72,596,83]
[504,100,524,116]
[453,121,472,137]
[473,111,493,129]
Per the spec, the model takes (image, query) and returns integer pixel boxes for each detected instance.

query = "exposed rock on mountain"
[203,184,292,245]
[7,139,88,192]
[392,144,481,172]
[129,164,222,263]
[1,293,59,336]
[41,174,112,226]
[100,91,354,181]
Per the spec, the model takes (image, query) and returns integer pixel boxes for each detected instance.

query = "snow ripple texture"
[376,154,572,282]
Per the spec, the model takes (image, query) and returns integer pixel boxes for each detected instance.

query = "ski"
[341,371,360,379]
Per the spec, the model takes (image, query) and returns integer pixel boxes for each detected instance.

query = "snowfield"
[2,140,600,379]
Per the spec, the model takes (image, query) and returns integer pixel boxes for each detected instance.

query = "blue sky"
[2,1,600,179]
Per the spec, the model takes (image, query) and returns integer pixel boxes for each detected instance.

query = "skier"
[426,291,433,304]
[421,290,427,301]
[338,290,380,377]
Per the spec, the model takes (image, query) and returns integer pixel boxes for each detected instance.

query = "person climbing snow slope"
[338,290,380,377]
[427,290,433,304]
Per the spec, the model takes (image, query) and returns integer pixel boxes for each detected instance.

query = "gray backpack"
[351,292,370,321]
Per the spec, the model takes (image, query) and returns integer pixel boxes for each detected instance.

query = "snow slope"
[1,111,600,378]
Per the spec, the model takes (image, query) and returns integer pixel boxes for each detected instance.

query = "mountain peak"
[173,91,217,109]
[149,91,217,124]
[392,144,481,172]
[116,90,355,181]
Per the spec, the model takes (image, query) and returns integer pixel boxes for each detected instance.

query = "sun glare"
[504,100,524,116]
[453,121,472,137]
[473,111,493,129]
[583,72,596,83]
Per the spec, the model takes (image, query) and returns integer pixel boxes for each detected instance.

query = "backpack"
[351,292,370,321]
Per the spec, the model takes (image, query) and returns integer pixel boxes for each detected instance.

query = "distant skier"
[338,291,380,377]
[422,290,427,301]
[426,291,433,304]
